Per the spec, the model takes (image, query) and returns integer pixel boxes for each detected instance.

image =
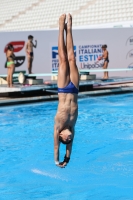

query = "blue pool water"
[0,94,133,200]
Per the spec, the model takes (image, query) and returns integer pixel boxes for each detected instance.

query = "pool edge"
[0,86,133,106]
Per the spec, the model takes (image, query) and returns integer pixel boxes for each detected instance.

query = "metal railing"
[0,68,133,78]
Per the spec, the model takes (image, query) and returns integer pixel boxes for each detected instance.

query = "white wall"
[0,27,133,78]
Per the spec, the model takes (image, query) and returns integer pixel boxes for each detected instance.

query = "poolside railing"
[0,68,133,78]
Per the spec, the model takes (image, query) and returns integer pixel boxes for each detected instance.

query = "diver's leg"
[58,14,70,88]
[30,57,33,74]
[10,64,15,87]
[27,57,32,74]
[105,62,109,78]
[7,67,10,87]
[103,62,106,79]
[66,14,79,88]
[103,62,108,79]
[106,71,109,79]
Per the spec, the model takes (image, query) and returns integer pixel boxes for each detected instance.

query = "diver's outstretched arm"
[54,126,60,165]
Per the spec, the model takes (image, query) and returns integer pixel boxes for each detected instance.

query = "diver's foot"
[28,71,33,74]
[67,13,72,30]
[59,14,66,31]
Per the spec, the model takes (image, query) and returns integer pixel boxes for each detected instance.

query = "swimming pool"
[0,93,133,200]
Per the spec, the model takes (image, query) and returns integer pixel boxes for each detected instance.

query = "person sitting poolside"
[54,13,79,168]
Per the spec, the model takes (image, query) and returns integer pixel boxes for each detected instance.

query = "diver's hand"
[57,161,67,168]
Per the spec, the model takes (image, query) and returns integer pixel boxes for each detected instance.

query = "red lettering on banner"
[4,41,25,53]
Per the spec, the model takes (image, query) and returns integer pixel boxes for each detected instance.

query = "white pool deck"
[0,85,49,93]
[1,77,133,93]
[1,68,133,93]
[0,80,98,93]
[0,77,133,106]
[0,85,133,106]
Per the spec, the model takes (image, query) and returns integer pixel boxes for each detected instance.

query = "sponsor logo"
[52,47,58,59]
[80,62,103,69]
[126,49,133,59]
[14,56,25,67]
[4,41,25,53]
[78,44,103,69]
[52,47,58,71]
[126,36,133,46]
[128,62,133,68]
[52,46,76,71]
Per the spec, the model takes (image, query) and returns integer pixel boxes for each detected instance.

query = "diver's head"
[7,44,14,51]
[102,44,107,51]
[28,35,33,41]
[59,128,73,145]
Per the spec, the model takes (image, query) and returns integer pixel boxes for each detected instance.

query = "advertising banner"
[76,43,104,70]
[0,27,133,78]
